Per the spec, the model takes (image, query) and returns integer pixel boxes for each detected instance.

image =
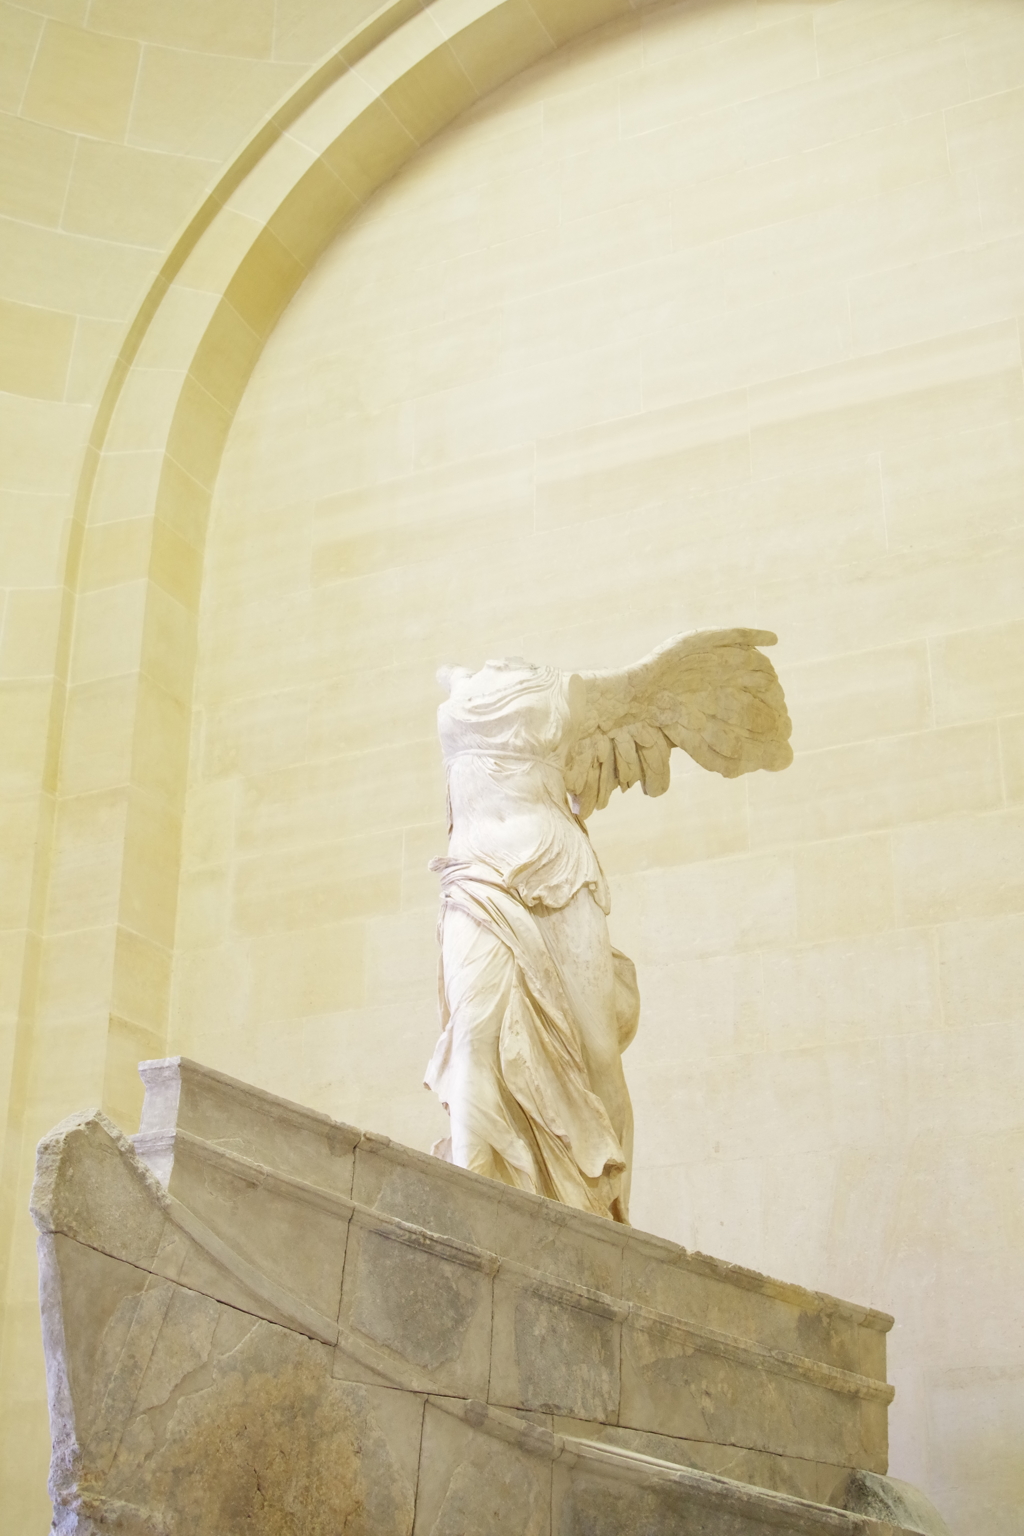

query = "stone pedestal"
[32,1058,952,1535]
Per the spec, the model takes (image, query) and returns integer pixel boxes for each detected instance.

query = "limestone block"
[0,4,43,115]
[31,1111,169,1272]
[89,0,276,57]
[128,1055,895,1448]
[78,516,153,595]
[139,1129,352,1323]
[413,1398,553,1536]
[622,1232,890,1382]
[0,679,50,796]
[245,920,367,1019]
[127,48,303,160]
[791,839,899,946]
[494,1184,628,1296]
[42,1234,420,1536]
[61,140,216,252]
[70,581,148,689]
[353,1129,632,1294]
[881,416,1024,552]
[164,373,234,494]
[35,1067,950,1534]
[59,676,137,799]
[936,912,1024,1030]
[232,829,404,931]
[33,1106,341,1347]
[65,315,122,406]
[352,1131,502,1251]
[552,1416,845,1507]
[747,724,1003,850]
[136,1055,359,1196]
[893,808,1024,926]
[38,1233,163,1502]
[619,1307,888,1472]
[22,21,140,140]
[0,296,76,400]
[103,1014,166,1134]
[0,396,90,500]
[490,1266,624,1420]
[338,1212,494,1395]
[549,1444,900,1536]
[930,618,1024,726]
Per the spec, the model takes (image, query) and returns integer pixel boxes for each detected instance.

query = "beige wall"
[0,0,421,1525]
[3,0,1024,1531]
[178,6,1024,1533]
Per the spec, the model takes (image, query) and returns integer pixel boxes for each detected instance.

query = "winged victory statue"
[424,630,793,1224]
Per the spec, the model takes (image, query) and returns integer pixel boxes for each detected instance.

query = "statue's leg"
[440,906,535,1189]
[536,890,635,1210]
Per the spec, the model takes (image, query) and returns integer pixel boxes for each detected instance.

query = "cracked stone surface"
[33,1062,955,1535]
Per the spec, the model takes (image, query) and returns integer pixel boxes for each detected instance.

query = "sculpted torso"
[425,633,793,1223]
[440,662,605,911]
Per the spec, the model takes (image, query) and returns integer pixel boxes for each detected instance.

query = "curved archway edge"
[42,0,654,1120]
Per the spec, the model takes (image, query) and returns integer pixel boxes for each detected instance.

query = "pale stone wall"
[2,0,1023,1530]
[0,1,411,1526]
[177,6,1024,1534]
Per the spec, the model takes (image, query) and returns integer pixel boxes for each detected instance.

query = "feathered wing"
[563,629,793,819]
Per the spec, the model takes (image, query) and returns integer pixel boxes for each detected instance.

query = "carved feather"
[565,628,793,817]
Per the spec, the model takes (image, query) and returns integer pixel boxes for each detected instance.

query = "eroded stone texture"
[831,1471,954,1535]
[490,1271,622,1419]
[43,1239,419,1536]
[413,1401,552,1536]
[550,1454,911,1536]
[622,1234,890,1382]
[497,1187,627,1296]
[554,1466,748,1536]
[552,1417,846,1506]
[107,1321,418,1536]
[151,1131,351,1321]
[137,1057,360,1198]
[33,1061,954,1536]
[33,1111,168,1273]
[619,1308,888,1470]
[342,1220,493,1391]
[358,1143,499,1251]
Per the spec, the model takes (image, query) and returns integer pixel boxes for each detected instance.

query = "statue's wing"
[564,629,793,819]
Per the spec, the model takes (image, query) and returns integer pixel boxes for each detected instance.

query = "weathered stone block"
[33,1110,168,1271]
[138,1129,351,1324]
[338,1213,494,1395]
[620,1307,888,1471]
[39,1234,421,1536]
[413,1399,553,1536]
[137,1056,359,1197]
[495,1184,627,1296]
[831,1470,954,1535]
[33,1061,948,1535]
[551,1417,845,1505]
[353,1132,501,1252]
[623,1230,890,1381]
[490,1267,624,1419]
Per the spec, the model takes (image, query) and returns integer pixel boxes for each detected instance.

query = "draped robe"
[424,662,638,1223]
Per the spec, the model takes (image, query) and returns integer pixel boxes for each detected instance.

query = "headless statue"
[424,630,793,1223]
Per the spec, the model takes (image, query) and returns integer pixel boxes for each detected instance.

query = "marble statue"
[424,629,793,1223]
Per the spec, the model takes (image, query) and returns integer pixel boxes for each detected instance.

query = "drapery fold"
[425,860,630,1222]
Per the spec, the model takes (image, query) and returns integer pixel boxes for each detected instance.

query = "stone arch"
[44,0,657,1120]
